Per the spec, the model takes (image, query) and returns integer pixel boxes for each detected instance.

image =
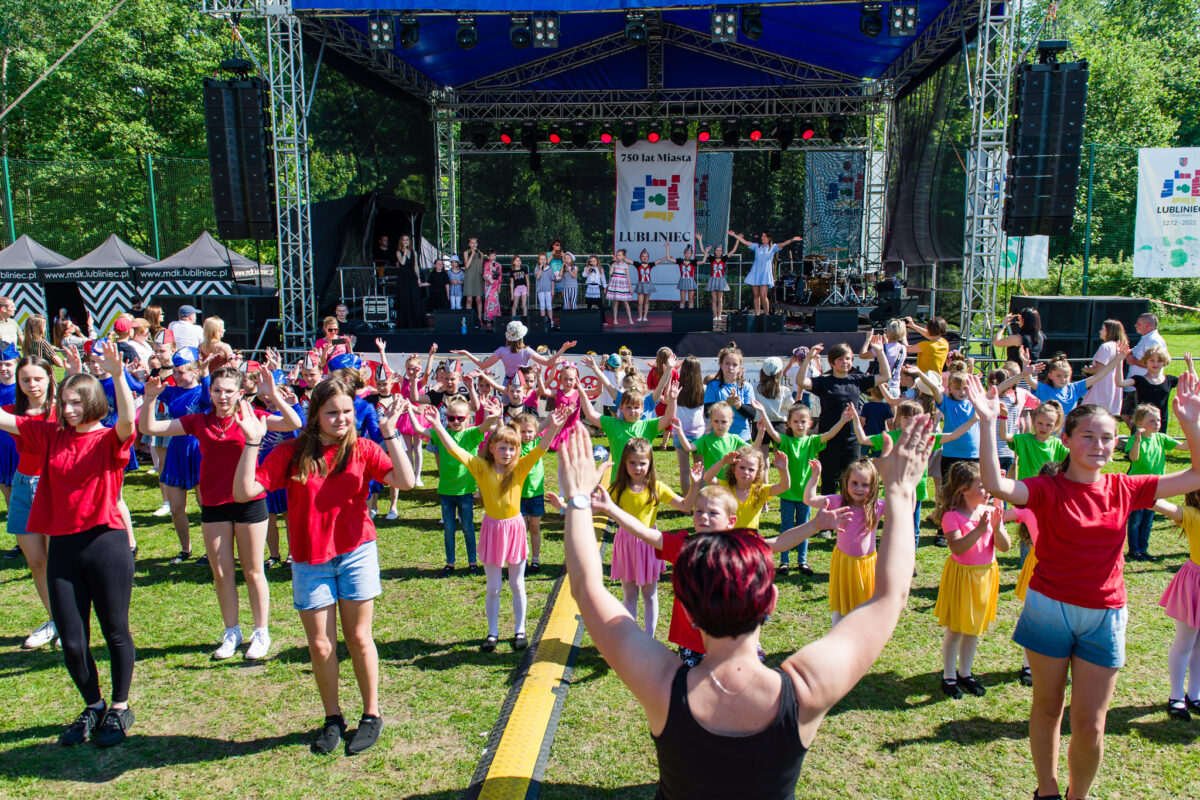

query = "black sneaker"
[934,534,948,548]
[1168,698,1191,721]
[438,564,454,578]
[1187,694,1200,714]
[265,556,280,568]
[940,678,963,699]
[95,706,134,748]
[468,564,480,576]
[797,563,814,576]
[346,714,383,755]
[777,563,791,574]
[59,703,105,746]
[169,550,191,565]
[481,635,498,653]
[1033,792,1063,800]
[1019,666,1034,686]
[513,633,528,651]
[196,554,209,567]
[3,546,22,559]
[957,672,987,697]
[527,561,540,575]
[1142,552,1157,563]
[310,715,347,755]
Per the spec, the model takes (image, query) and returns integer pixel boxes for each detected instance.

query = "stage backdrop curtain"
[695,152,734,273]
[803,151,865,263]
[1134,147,1200,278]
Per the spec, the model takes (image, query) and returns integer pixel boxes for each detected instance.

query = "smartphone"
[332,337,349,346]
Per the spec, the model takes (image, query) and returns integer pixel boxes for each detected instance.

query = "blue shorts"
[7,471,38,536]
[1013,588,1128,669]
[520,495,545,518]
[291,539,382,611]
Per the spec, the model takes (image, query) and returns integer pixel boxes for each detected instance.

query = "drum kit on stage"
[777,250,878,307]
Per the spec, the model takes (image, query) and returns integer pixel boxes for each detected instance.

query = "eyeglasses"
[445,415,467,422]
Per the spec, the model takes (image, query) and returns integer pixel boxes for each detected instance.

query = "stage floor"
[356,310,873,357]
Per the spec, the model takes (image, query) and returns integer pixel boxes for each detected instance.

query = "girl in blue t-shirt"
[703,343,756,441]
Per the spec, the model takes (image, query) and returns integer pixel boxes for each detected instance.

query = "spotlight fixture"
[532,13,559,48]
[520,121,539,150]
[456,16,478,49]
[697,121,711,143]
[469,122,490,148]
[398,15,419,49]
[620,120,639,147]
[571,120,589,147]
[722,117,740,146]
[890,1,918,35]
[367,16,393,50]
[860,3,883,37]
[711,9,737,43]
[499,125,514,145]
[625,12,648,45]
[548,126,562,145]
[749,125,763,142]
[669,118,688,146]
[741,6,763,40]
[775,117,795,151]
[800,119,816,140]
[509,16,532,49]
[599,122,614,144]
[647,121,661,143]
[828,116,847,144]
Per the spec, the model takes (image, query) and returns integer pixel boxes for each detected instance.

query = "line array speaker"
[204,78,276,240]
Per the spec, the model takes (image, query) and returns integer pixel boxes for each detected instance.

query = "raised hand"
[1185,352,1195,376]
[234,399,268,442]
[258,366,278,398]
[812,504,852,534]
[450,349,470,356]
[277,385,298,406]
[963,374,1000,423]
[808,458,822,478]
[690,461,705,485]
[772,450,788,470]
[991,497,1004,533]
[65,345,83,375]
[429,343,438,355]
[545,492,566,513]
[143,374,165,400]
[590,484,616,514]
[98,339,123,378]
[375,337,387,352]
[841,404,859,420]
[379,396,409,437]
[1173,368,1200,428]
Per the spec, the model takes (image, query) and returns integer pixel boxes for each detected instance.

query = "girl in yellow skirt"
[702,443,790,532]
[804,456,885,625]
[934,461,1011,698]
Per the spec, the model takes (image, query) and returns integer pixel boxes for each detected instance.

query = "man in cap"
[168,305,204,351]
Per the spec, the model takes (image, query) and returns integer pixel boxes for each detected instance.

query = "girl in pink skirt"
[425,404,570,653]
[537,362,583,450]
[590,437,698,635]
[1152,493,1200,720]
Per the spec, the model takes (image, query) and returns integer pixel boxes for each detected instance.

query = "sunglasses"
[445,415,467,422]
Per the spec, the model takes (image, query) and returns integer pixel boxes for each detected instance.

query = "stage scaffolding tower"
[860,93,892,276]
[434,105,459,262]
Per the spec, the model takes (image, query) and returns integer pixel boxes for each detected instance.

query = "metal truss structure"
[959,0,1016,354]
[434,107,459,260]
[860,98,891,275]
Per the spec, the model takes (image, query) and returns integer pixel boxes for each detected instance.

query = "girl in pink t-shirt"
[804,457,886,625]
[934,461,1011,699]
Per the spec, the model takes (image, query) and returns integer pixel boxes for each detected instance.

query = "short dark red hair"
[673,530,774,638]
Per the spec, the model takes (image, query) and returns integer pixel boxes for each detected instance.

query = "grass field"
[2,332,1200,799]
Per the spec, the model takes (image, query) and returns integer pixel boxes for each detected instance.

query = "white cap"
[505,320,528,341]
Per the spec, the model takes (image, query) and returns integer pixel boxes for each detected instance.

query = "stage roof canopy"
[293,0,980,118]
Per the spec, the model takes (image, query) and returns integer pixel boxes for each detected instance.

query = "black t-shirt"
[427,385,470,408]
[810,373,876,442]
[1006,331,1045,365]
[510,266,528,285]
[1132,374,1179,430]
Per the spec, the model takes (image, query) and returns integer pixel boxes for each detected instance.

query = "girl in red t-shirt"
[140,366,302,663]
[969,371,1200,800]
[234,379,416,756]
[0,340,138,747]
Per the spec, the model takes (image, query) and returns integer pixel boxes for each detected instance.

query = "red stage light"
[647,131,660,143]
[600,132,613,143]
[697,130,710,142]
[801,128,815,140]
[749,128,762,141]
[549,132,561,144]
[500,133,513,144]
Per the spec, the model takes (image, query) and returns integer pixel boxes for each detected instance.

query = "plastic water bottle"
[460,317,467,334]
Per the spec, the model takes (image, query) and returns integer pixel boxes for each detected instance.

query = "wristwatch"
[567,494,590,510]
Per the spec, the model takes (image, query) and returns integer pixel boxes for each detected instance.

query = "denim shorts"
[291,539,382,611]
[520,495,545,517]
[6,471,38,536]
[1013,588,1128,669]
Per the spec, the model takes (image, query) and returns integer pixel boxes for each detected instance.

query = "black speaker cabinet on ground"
[1010,296,1091,336]
[433,310,480,334]
[1041,334,1093,361]
[814,307,859,333]
[869,296,919,325]
[560,309,603,333]
[1088,296,1150,339]
[495,315,547,335]
[760,314,784,333]
[726,313,752,333]
[203,77,276,240]
[671,308,714,333]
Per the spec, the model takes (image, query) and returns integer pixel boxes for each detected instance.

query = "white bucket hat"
[760,356,783,376]
[505,320,528,341]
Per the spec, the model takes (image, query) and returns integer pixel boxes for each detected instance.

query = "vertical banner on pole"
[1004,236,1049,279]
[1134,147,1200,277]
[614,140,697,300]
[695,152,734,255]
[803,151,865,261]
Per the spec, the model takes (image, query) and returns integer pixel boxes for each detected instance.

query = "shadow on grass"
[456,778,658,800]
[0,642,216,680]
[0,730,308,781]
[817,669,950,716]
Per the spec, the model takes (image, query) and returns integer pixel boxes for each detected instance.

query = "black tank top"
[1006,331,1045,366]
[653,665,807,799]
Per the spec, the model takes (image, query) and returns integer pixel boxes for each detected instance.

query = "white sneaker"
[146,468,157,476]
[213,626,243,660]
[415,479,426,488]
[152,502,171,517]
[244,628,271,661]
[23,620,56,649]
[368,509,377,520]
[385,507,399,520]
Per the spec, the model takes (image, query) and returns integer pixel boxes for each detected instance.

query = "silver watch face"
[569,494,589,509]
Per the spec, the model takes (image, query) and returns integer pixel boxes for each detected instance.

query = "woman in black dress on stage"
[393,234,427,329]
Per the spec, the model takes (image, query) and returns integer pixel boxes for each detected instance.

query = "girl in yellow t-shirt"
[702,445,791,531]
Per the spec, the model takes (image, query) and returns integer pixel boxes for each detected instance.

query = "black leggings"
[584,296,607,320]
[819,439,861,495]
[47,526,135,705]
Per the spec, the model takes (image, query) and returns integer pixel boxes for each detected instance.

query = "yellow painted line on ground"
[477,572,582,800]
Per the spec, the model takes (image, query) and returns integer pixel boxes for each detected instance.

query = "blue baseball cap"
[0,342,19,361]
[172,346,201,367]
[89,338,109,357]
[328,353,362,372]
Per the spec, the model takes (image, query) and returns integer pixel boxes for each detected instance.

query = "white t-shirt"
[0,319,19,346]
[1125,329,1166,391]
[129,339,154,365]
[169,320,203,350]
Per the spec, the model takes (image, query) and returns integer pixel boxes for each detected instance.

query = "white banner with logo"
[1004,235,1050,279]
[1134,147,1200,277]
[614,140,697,300]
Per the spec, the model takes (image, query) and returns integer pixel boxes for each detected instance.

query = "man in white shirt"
[0,297,21,349]
[168,305,204,351]
[1121,312,1168,422]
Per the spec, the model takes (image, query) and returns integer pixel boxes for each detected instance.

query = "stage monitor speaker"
[1010,295,1091,336]
[869,296,919,325]
[671,309,714,333]
[726,313,753,333]
[814,307,859,333]
[433,310,480,334]
[1088,296,1150,341]
[1003,60,1088,237]
[560,309,603,333]
[204,77,276,240]
[1041,334,1093,361]
[495,315,547,335]
[760,314,784,333]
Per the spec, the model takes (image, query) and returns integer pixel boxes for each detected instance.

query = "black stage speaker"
[1003,56,1088,237]
[560,309,603,333]
[869,296,919,325]
[1010,295,1091,336]
[1088,296,1150,340]
[152,294,278,351]
[204,77,276,240]
[671,309,714,333]
[760,314,784,333]
[433,309,480,334]
[1041,334,1093,361]
[495,314,548,335]
[814,307,859,333]
[726,313,752,333]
